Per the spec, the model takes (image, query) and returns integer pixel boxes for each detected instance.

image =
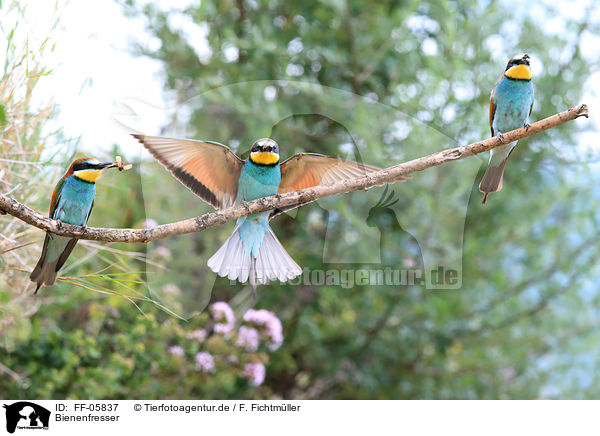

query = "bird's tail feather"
[30,258,59,294]
[250,256,257,298]
[29,234,77,293]
[479,158,507,204]
[207,225,302,289]
[255,227,302,283]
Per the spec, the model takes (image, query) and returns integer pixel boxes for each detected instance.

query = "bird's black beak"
[95,162,117,170]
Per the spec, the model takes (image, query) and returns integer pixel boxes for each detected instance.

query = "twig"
[0,361,26,385]
[0,104,589,243]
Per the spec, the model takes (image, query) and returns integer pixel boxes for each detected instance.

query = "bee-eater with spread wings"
[133,135,389,294]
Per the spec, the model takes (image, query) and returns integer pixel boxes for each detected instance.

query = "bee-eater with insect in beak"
[480,53,534,204]
[133,135,392,295]
[30,157,118,292]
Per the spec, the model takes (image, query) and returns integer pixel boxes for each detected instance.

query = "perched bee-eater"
[30,158,117,292]
[479,53,534,203]
[133,135,387,294]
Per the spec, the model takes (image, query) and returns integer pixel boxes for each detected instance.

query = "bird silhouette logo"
[366,185,424,273]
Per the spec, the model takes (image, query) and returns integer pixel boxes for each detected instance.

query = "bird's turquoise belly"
[234,161,281,257]
[54,177,96,225]
[492,78,533,134]
[494,103,531,133]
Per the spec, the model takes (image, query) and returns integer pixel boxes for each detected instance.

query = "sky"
[1,0,598,161]
[1,0,172,160]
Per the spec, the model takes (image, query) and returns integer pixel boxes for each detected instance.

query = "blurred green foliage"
[2,0,600,399]
[0,104,7,126]
[0,303,279,398]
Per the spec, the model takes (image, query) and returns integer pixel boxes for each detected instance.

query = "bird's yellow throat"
[505,64,532,80]
[250,152,279,165]
[74,169,102,183]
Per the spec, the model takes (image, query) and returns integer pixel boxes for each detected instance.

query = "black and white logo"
[3,402,50,434]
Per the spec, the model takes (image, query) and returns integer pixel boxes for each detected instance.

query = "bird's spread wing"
[278,153,386,193]
[49,177,66,218]
[270,153,389,218]
[133,134,244,209]
[489,95,497,137]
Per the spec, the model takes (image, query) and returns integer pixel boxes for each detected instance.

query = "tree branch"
[0,104,588,243]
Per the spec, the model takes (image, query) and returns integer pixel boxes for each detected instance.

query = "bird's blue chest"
[54,177,96,225]
[237,161,281,202]
[492,77,533,133]
[236,161,281,224]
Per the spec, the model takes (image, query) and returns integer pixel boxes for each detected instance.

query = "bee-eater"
[133,135,387,294]
[479,53,534,203]
[30,158,117,292]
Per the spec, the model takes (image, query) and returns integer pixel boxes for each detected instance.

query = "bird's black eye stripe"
[251,142,278,153]
[73,162,96,171]
[506,56,530,70]
[253,146,275,152]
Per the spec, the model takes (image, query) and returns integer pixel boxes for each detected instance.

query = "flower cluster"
[243,309,284,351]
[166,301,283,388]
[244,362,266,386]
[211,301,235,335]
[195,351,215,373]
[186,329,207,342]
[168,345,184,356]
[236,326,260,351]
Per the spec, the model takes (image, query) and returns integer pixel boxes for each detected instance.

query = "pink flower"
[236,326,260,351]
[214,324,232,335]
[211,301,235,335]
[195,351,215,373]
[168,345,184,356]
[187,329,207,342]
[243,362,266,386]
[243,309,284,350]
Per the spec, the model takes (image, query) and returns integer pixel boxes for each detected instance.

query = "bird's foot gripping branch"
[0,104,589,244]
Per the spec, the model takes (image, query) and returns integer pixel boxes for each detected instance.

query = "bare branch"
[0,104,589,243]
